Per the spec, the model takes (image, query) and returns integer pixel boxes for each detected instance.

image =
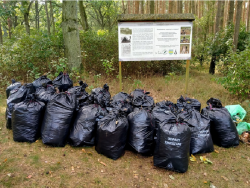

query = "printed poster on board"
[118,21,192,61]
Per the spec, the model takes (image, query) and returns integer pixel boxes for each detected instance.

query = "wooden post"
[119,61,122,91]
[185,60,190,95]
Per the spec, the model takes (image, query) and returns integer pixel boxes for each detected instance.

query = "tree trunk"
[50,0,55,34]
[45,1,50,35]
[128,0,130,14]
[247,0,250,31]
[35,1,38,29]
[162,0,166,14]
[228,0,234,25]
[191,0,195,14]
[234,0,243,51]
[220,0,225,29]
[169,0,173,13]
[242,0,245,22]
[234,0,238,23]
[209,56,216,75]
[150,0,154,14]
[0,21,3,45]
[62,1,82,69]
[215,0,222,33]
[135,1,139,14]
[177,0,182,13]
[8,17,12,39]
[140,0,144,14]
[24,13,30,35]
[79,1,89,31]
[22,1,33,35]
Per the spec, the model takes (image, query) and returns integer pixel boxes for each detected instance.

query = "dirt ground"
[0,67,250,188]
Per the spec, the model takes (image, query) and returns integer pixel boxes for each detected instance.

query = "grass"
[0,65,250,188]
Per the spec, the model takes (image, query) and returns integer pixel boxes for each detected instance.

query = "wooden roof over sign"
[117,14,195,22]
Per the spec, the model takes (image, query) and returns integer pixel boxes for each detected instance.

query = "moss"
[117,14,195,22]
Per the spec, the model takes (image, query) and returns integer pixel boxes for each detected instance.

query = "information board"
[118,21,193,61]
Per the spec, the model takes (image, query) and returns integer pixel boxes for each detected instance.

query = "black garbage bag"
[156,100,174,108]
[95,110,129,160]
[152,101,177,129]
[69,104,107,147]
[68,81,90,109]
[52,72,73,92]
[12,95,45,143]
[90,84,111,108]
[6,83,36,129]
[201,98,239,148]
[127,108,155,155]
[6,79,21,98]
[130,89,154,109]
[177,96,201,112]
[35,84,56,104]
[110,92,133,115]
[153,115,192,173]
[32,75,51,89]
[41,92,76,147]
[178,109,214,154]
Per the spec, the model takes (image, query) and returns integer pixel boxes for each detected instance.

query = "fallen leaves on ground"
[200,156,212,164]
[27,175,32,179]
[214,150,219,153]
[221,176,228,181]
[169,175,175,180]
[190,154,196,162]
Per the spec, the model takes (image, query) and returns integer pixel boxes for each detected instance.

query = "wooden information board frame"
[117,14,195,94]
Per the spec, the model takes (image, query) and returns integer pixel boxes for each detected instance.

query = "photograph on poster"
[120,28,132,35]
[180,35,190,43]
[180,44,190,54]
[180,27,191,35]
[121,36,131,43]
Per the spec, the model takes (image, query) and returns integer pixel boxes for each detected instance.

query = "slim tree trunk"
[228,0,234,25]
[191,0,195,14]
[215,0,222,33]
[45,1,50,35]
[162,0,166,14]
[140,0,144,14]
[234,0,238,23]
[79,1,89,31]
[128,0,130,14]
[220,0,225,29]
[234,0,243,51]
[242,0,245,22]
[169,0,174,13]
[35,1,38,29]
[189,0,191,13]
[177,0,182,13]
[22,1,33,35]
[62,0,82,69]
[8,18,12,39]
[50,0,55,34]
[247,0,250,31]
[24,13,30,35]
[135,1,139,14]
[0,21,3,44]
[150,0,154,14]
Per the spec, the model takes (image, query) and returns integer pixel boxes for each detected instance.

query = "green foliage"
[101,58,114,76]
[132,79,144,89]
[0,31,64,87]
[217,47,250,98]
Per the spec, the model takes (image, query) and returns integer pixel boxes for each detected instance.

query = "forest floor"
[0,65,250,188]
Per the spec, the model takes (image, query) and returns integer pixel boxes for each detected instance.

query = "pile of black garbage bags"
[5,74,239,173]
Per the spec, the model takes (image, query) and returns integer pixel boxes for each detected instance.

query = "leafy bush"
[0,31,64,89]
[217,48,250,98]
